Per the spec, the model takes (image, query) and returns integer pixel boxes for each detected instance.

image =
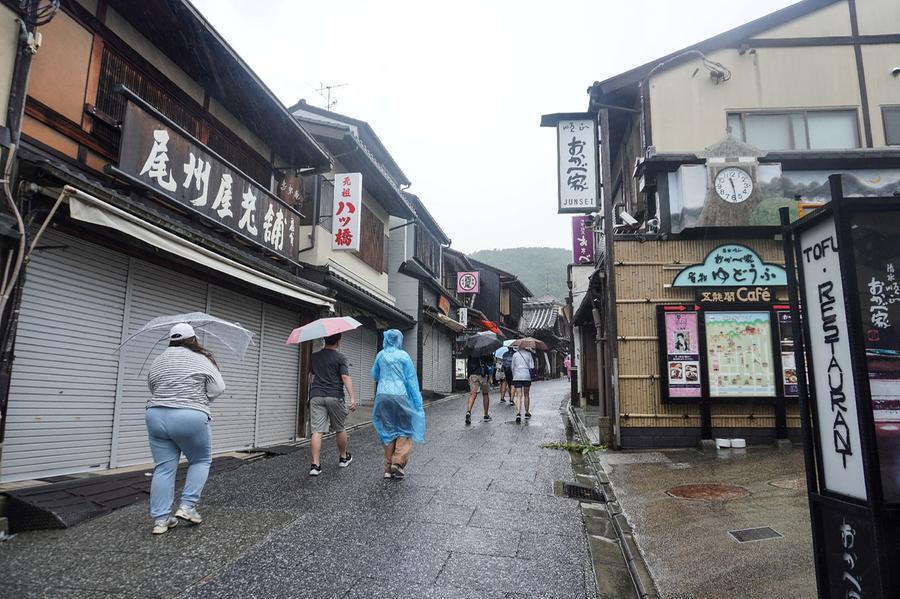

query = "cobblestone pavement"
[0,379,599,598]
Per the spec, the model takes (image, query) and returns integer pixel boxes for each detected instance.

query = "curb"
[566,402,660,599]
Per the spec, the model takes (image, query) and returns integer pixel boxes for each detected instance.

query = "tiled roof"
[521,299,562,334]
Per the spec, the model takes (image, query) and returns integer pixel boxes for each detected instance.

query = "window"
[884,107,900,146]
[727,110,859,150]
[414,226,441,276]
[354,204,385,273]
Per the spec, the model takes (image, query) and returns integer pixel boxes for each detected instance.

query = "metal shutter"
[435,328,453,394]
[338,327,362,400]
[1,231,129,482]
[359,327,378,406]
[422,323,436,393]
[206,285,262,453]
[256,304,300,446]
[113,260,209,467]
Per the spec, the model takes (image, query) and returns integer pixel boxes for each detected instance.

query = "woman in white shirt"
[511,348,535,424]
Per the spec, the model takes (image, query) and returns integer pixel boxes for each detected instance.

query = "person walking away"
[511,348,535,424]
[564,354,572,382]
[308,333,358,476]
[496,355,509,403]
[465,354,493,424]
[371,329,425,480]
[503,347,517,405]
[145,323,225,535]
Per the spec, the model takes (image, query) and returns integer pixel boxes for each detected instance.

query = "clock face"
[714,167,754,203]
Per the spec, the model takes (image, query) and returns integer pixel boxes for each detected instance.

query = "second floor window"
[355,204,385,273]
[727,109,859,151]
[414,227,441,277]
[884,107,900,146]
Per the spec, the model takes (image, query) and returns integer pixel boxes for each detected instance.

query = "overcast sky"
[192,0,796,253]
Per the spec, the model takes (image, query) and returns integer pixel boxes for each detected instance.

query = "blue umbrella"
[495,346,509,358]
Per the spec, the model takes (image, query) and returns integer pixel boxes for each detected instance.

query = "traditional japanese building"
[574,0,900,448]
[388,192,464,397]
[521,295,568,379]
[0,0,337,482]
[290,102,417,411]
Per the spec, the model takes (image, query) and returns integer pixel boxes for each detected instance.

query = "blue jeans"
[145,407,211,519]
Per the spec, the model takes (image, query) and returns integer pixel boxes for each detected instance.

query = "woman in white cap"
[145,323,225,534]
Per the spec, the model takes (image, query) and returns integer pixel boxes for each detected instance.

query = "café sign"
[115,94,302,262]
[673,244,787,287]
[697,286,773,303]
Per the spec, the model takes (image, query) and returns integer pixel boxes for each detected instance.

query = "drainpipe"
[296,173,321,254]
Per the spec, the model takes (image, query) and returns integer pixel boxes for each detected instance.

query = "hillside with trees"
[469,247,570,301]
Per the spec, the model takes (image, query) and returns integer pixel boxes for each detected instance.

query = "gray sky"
[192,0,796,253]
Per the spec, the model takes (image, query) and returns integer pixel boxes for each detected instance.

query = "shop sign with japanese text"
[556,118,599,214]
[673,244,787,287]
[571,215,594,264]
[332,173,362,251]
[799,217,867,500]
[117,100,301,261]
[457,271,480,294]
[697,286,773,304]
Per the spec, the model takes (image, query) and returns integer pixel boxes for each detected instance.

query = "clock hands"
[729,177,738,202]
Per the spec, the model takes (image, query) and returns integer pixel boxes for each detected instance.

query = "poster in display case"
[704,311,777,398]
[663,311,702,398]
[777,310,799,397]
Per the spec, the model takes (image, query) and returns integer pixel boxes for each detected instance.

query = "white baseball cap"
[169,323,196,340]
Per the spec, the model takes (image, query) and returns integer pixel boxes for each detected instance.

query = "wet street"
[0,379,599,598]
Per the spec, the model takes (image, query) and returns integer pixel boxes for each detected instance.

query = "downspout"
[296,173,321,254]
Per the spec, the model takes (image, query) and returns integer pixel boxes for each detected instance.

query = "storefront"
[614,239,800,448]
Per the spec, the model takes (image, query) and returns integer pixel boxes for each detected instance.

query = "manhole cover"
[553,481,603,502]
[729,526,783,543]
[667,483,749,501]
[769,477,805,491]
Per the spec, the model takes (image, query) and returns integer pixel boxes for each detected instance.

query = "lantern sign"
[571,215,594,264]
[556,117,599,214]
[457,271,480,294]
[332,173,362,251]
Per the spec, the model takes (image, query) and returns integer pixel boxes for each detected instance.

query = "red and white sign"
[457,271,480,294]
[332,173,362,251]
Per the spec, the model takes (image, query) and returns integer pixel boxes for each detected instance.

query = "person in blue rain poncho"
[371,329,425,480]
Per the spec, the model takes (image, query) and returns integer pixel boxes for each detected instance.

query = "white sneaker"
[152,516,178,535]
[383,472,392,479]
[174,504,202,524]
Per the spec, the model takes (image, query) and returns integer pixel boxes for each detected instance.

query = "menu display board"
[705,311,777,398]
[664,312,702,398]
[851,210,900,503]
[777,311,799,397]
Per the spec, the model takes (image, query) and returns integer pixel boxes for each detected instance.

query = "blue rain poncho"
[371,329,426,444]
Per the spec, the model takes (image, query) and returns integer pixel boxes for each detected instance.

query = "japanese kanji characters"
[183,152,211,207]
[211,173,234,219]
[140,129,177,192]
[239,187,259,235]
[332,173,360,250]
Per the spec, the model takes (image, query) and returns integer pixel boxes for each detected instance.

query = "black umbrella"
[457,332,503,357]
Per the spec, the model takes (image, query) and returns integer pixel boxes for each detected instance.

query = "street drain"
[729,527,783,543]
[667,483,749,501]
[554,481,603,502]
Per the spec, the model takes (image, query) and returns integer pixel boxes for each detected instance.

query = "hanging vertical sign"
[332,173,362,251]
[571,215,594,264]
[556,117,599,214]
[798,217,867,500]
[458,307,468,328]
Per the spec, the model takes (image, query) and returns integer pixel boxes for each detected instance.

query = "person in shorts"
[308,333,357,476]
[511,348,535,424]
[465,354,493,425]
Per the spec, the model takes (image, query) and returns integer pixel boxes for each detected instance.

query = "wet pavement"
[595,444,816,599]
[0,379,600,598]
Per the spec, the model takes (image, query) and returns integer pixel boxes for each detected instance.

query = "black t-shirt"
[309,348,350,399]
[467,355,491,377]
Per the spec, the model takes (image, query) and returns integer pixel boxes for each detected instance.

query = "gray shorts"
[310,396,348,433]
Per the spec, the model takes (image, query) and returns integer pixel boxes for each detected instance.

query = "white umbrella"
[117,312,254,361]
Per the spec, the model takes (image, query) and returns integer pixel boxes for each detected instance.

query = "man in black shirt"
[465,354,493,425]
[308,333,357,476]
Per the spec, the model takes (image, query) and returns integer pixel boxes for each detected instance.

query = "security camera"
[646,217,661,231]
[892,67,900,77]
[619,211,639,226]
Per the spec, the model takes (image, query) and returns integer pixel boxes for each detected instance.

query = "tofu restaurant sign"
[555,117,599,214]
[114,93,302,262]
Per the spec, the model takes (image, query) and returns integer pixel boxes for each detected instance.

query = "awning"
[424,307,465,333]
[66,187,334,309]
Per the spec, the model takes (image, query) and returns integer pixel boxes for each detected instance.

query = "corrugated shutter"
[206,285,262,453]
[436,328,452,394]
[256,304,300,446]
[359,327,378,405]
[339,328,363,399]
[1,231,129,482]
[113,260,208,467]
[422,323,436,392]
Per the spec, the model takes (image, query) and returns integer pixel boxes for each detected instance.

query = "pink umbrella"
[286,316,362,344]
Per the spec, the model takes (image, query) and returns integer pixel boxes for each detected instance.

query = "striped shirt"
[146,347,226,416]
